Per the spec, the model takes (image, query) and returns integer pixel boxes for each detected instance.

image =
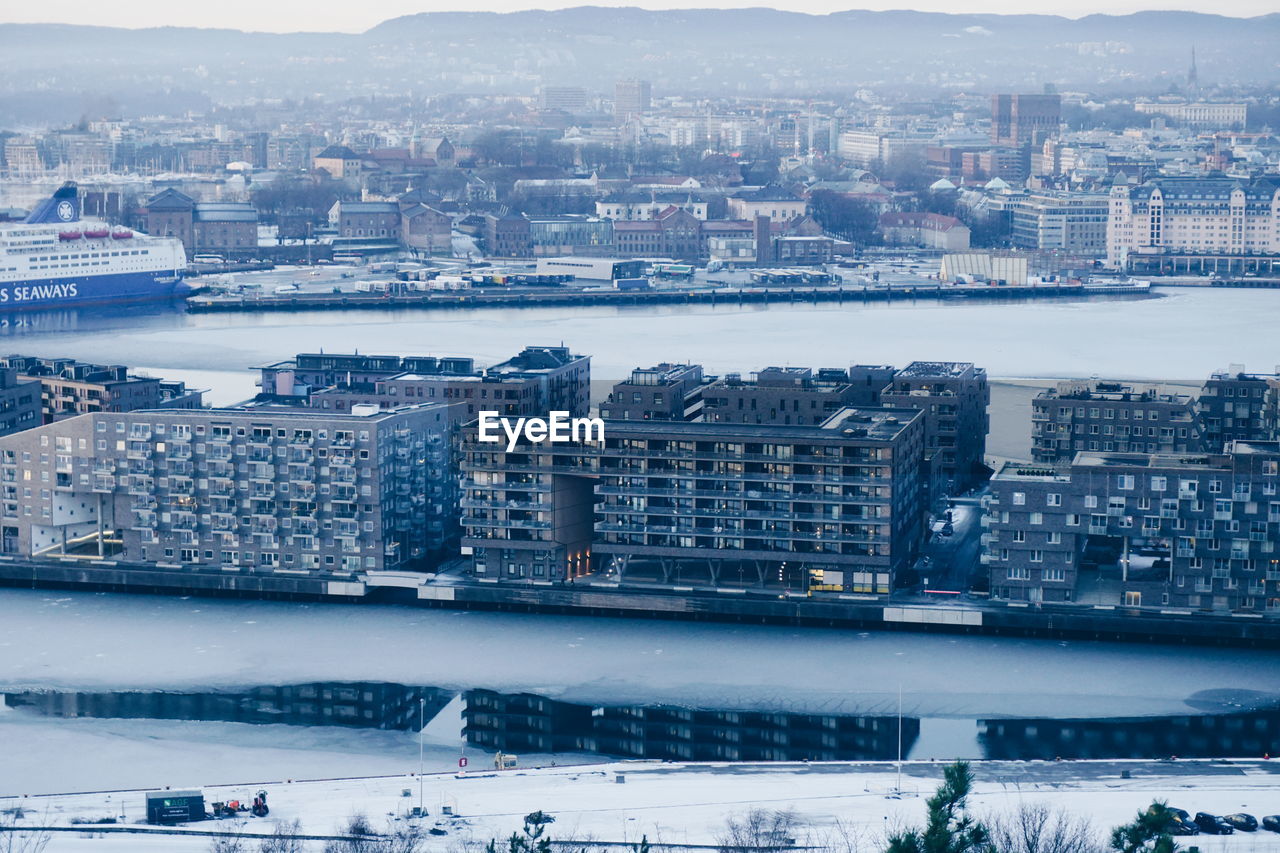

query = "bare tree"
[258,819,306,853]
[814,818,865,853]
[986,803,1104,853]
[0,808,51,853]
[385,820,428,853]
[717,808,801,853]
[208,834,249,853]
[323,813,381,853]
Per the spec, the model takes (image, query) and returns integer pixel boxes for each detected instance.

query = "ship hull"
[0,270,188,310]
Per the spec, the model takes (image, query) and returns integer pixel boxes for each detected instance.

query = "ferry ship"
[0,183,187,308]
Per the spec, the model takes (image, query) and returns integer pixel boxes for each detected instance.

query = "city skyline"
[1,0,1275,33]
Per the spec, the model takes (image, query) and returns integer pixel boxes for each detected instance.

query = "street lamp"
[418,697,425,817]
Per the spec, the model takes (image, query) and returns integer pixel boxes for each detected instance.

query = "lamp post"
[418,697,425,817]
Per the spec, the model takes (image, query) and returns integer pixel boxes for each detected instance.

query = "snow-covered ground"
[2,590,1278,720]
[9,760,1280,853]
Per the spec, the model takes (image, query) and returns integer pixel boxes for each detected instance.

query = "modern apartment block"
[0,368,42,438]
[1198,367,1280,451]
[701,366,892,427]
[258,346,591,419]
[460,407,926,595]
[984,442,1280,613]
[881,362,990,498]
[598,363,708,421]
[1031,381,1203,464]
[0,403,460,573]
[0,355,204,424]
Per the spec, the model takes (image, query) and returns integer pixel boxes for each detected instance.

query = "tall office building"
[614,80,652,118]
[990,94,1061,147]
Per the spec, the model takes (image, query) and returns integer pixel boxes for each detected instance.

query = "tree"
[0,807,52,853]
[884,761,989,853]
[809,190,880,245]
[987,803,1103,853]
[1108,802,1179,853]
[484,811,559,853]
[717,808,800,852]
[258,819,306,853]
[323,813,380,853]
[207,835,248,853]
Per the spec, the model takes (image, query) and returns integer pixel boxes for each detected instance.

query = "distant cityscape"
[0,9,1278,640]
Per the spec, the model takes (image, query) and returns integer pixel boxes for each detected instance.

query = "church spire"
[1187,46,1198,91]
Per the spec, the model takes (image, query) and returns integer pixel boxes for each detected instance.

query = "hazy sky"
[0,0,1270,32]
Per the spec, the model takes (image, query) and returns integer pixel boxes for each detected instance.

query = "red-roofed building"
[879,212,971,250]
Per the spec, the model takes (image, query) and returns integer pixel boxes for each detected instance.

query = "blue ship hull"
[0,270,188,310]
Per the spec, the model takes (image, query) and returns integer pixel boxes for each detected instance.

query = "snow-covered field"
[8,760,1280,853]
[3,590,1278,720]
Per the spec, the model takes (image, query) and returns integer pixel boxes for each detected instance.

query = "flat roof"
[605,406,921,442]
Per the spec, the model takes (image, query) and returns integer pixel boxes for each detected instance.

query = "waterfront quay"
[184,280,1149,313]
[4,554,1280,647]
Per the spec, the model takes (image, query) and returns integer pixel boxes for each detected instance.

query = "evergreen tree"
[884,761,989,853]
[1108,802,1179,853]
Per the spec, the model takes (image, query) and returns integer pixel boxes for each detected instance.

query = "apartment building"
[599,363,708,421]
[460,407,926,595]
[701,366,890,427]
[984,442,1280,612]
[0,403,460,572]
[1198,367,1280,451]
[259,346,591,420]
[881,362,990,497]
[1107,177,1280,270]
[1031,381,1203,464]
[0,355,204,424]
[0,368,41,438]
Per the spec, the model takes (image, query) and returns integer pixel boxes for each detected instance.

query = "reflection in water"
[464,689,919,762]
[979,712,1280,760]
[0,301,187,338]
[5,684,1279,762]
[3,683,455,731]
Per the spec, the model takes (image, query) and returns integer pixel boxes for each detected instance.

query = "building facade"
[1009,192,1109,255]
[1032,381,1203,464]
[1107,177,1280,270]
[599,363,708,421]
[881,362,990,498]
[1198,368,1280,451]
[0,356,203,424]
[0,403,460,571]
[460,407,927,595]
[984,442,1280,613]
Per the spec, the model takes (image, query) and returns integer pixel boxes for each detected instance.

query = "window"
[1047,493,1061,507]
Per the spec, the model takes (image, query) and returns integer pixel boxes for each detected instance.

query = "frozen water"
[2,589,1277,719]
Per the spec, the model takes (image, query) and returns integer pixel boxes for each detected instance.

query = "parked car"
[1167,808,1198,835]
[1194,813,1234,834]
[1261,815,1280,832]
[1223,813,1258,832]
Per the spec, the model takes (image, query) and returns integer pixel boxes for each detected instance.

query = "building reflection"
[3,683,455,731]
[979,711,1280,760]
[463,689,920,761]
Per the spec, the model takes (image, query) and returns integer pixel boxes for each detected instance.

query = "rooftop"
[896,361,976,379]
[605,406,921,443]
